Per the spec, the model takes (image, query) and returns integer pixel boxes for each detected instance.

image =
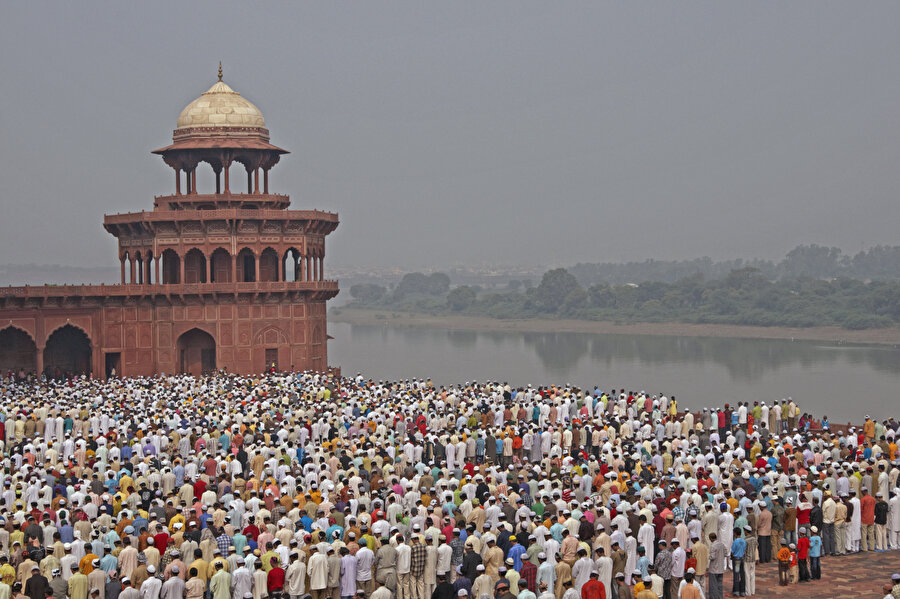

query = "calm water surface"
[328,322,900,422]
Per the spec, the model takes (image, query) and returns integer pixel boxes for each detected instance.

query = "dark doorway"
[265,348,278,372]
[105,352,121,378]
[162,249,181,284]
[44,325,92,378]
[0,327,37,376]
[176,328,216,375]
[237,249,256,282]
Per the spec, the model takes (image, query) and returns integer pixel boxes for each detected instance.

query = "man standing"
[807,527,822,581]
[707,533,726,599]
[397,537,413,599]
[875,492,889,551]
[653,541,671,599]
[593,548,612,599]
[49,569,67,599]
[756,502,772,564]
[834,494,848,556]
[743,527,757,597]
[796,529,809,583]
[821,492,836,556]
[24,565,49,599]
[308,546,329,599]
[669,539,685,599]
[209,562,231,599]
[410,536,427,599]
[339,547,357,599]
[890,487,900,549]
[861,489,876,552]
[689,536,707,592]
[730,528,746,597]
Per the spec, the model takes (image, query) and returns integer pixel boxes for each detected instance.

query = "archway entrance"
[44,325,92,378]
[0,327,37,376]
[176,328,216,375]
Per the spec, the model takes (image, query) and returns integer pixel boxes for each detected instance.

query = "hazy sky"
[2,3,900,272]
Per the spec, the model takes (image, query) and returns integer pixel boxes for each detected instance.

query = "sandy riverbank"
[330,308,900,345]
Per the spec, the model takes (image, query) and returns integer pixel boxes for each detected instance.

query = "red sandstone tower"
[0,71,339,377]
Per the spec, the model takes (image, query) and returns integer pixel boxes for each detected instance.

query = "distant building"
[0,71,339,377]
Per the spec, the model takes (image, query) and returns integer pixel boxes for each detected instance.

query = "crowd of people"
[0,370,899,599]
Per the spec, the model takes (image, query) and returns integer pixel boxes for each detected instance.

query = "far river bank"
[330,308,900,346]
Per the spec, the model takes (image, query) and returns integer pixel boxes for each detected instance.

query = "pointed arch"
[43,324,92,378]
[176,327,216,375]
[0,326,37,375]
[259,247,280,282]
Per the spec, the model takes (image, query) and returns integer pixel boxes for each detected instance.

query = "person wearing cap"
[267,556,287,599]
[159,566,184,599]
[848,487,862,553]
[707,532,725,599]
[304,545,326,599]
[729,527,746,596]
[119,576,139,599]
[874,490,890,552]
[24,564,50,599]
[139,566,161,599]
[49,568,67,599]
[232,557,254,599]
[209,561,231,599]
[612,572,629,599]
[471,564,492,599]
[833,493,848,557]
[860,487,877,553]
[888,573,900,599]
[85,560,105,599]
[807,526,821,582]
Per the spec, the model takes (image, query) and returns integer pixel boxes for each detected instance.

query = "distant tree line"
[570,244,900,286]
[348,260,900,330]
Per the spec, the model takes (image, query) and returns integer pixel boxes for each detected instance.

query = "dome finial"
[218,61,223,82]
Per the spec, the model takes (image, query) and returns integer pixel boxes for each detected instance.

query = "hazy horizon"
[3,3,900,272]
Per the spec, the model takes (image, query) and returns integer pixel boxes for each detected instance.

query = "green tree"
[560,287,588,315]
[427,272,451,295]
[532,268,582,313]
[349,283,386,303]
[447,286,477,311]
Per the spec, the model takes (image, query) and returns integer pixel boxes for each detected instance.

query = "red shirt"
[267,566,285,591]
[193,480,207,500]
[860,495,876,525]
[581,579,606,599]
[797,536,810,560]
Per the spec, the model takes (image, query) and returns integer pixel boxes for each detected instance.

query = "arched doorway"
[0,327,37,376]
[259,247,280,282]
[162,249,181,284]
[237,248,256,282]
[44,325,91,378]
[210,248,232,282]
[183,249,207,283]
[283,247,302,282]
[176,328,216,375]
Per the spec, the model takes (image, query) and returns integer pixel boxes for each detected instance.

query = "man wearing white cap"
[49,568,66,599]
[138,566,160,599]
[890,487,900,549]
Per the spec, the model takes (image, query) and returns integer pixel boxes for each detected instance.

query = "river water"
[328,322,900,422]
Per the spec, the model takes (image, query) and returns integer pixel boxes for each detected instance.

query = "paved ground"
[733,551,899,597]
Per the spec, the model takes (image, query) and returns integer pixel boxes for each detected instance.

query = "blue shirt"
[808,536,822,558]
[636,555,651,578]
[731,537,746,559]
[507,544,526,571]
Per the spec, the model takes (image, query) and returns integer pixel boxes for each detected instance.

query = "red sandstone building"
[0,73,339,377]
